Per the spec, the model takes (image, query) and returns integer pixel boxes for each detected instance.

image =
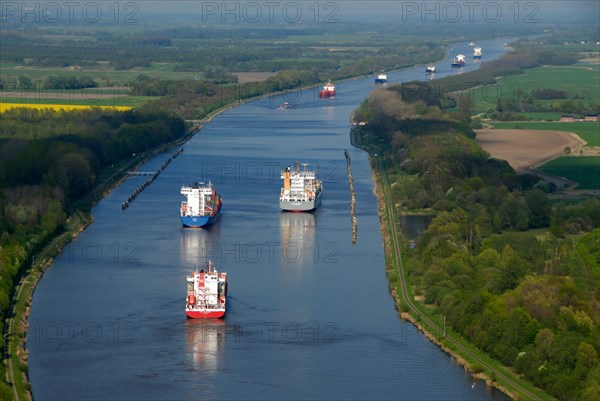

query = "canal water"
[28,39,512,400]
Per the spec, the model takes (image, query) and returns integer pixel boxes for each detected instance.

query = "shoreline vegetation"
[350,43,599,401]
[369,157,551,401]
[2,111,199,400]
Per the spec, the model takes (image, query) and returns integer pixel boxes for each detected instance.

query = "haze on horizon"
[137,0,599,25]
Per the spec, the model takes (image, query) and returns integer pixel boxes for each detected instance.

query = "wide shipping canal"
[28,39,513,400]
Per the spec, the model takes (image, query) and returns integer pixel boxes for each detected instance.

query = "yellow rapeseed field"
[0,103,132,113]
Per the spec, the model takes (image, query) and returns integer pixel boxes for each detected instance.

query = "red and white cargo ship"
[319,80,336,98]
[186,261,227,319]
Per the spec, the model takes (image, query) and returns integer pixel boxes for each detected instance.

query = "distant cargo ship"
[375,72,387,83]
[450,54,466,67]
[425,63,436,74]
[186,261,227,319]
[468,41,475,46]
[319,80,336,98]
[280,162,323,212]
[180,181,222,227]
[473,46,482,59]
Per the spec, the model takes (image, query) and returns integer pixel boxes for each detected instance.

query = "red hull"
[319,90,335,98]
[186,309,225,319]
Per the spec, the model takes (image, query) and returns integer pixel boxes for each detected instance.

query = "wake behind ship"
[180,181,222,227]
[186,261,227,319]
[280,162,323,212]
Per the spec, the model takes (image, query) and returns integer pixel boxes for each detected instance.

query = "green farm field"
[471,64,600,115]
[0,62,203,87]
[540,156,600,189]
[491,121,600,147]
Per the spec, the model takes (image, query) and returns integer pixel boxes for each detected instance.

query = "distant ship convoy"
[171,44,482,318]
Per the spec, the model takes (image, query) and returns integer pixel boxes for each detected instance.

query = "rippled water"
[28,39,513,401]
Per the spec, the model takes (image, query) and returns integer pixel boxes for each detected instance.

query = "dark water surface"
[29,40,513,401]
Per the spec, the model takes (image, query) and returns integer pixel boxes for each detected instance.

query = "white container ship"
[280,162,323,212]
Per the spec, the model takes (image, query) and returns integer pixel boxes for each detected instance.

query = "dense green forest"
[353,82,599,400]
[0,107,187,396]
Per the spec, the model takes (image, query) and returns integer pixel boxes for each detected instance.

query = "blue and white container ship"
[180,181,222,227]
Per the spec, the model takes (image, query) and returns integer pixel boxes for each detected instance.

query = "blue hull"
[181,213,220,228]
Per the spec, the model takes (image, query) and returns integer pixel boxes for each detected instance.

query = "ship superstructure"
[280,162,323,212]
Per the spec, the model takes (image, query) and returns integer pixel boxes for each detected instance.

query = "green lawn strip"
[539,156,600,189]
[491,121,600,147]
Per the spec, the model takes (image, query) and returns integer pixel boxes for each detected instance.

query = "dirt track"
[475,129,586,169]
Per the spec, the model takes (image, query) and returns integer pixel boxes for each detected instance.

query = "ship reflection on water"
[179,222,221,268]
[279,211,316,268]
[186,319,225,371]
[181,219,226,371]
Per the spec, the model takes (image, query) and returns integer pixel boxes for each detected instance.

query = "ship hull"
[186,308,226,319]
[473,55,481,59]
[280,192,322,212]
[451,62,465,68]
[181,212,220,228]
[319,91,335,98]
[374,78,387,83]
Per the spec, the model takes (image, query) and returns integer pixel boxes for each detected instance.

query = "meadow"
[471,64,600,115]
[539,156,600,189]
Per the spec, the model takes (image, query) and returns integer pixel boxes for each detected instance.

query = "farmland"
[471,64,600,116]
[0,102,131,112]
[539,156,600,189]
[491,121,600,147]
